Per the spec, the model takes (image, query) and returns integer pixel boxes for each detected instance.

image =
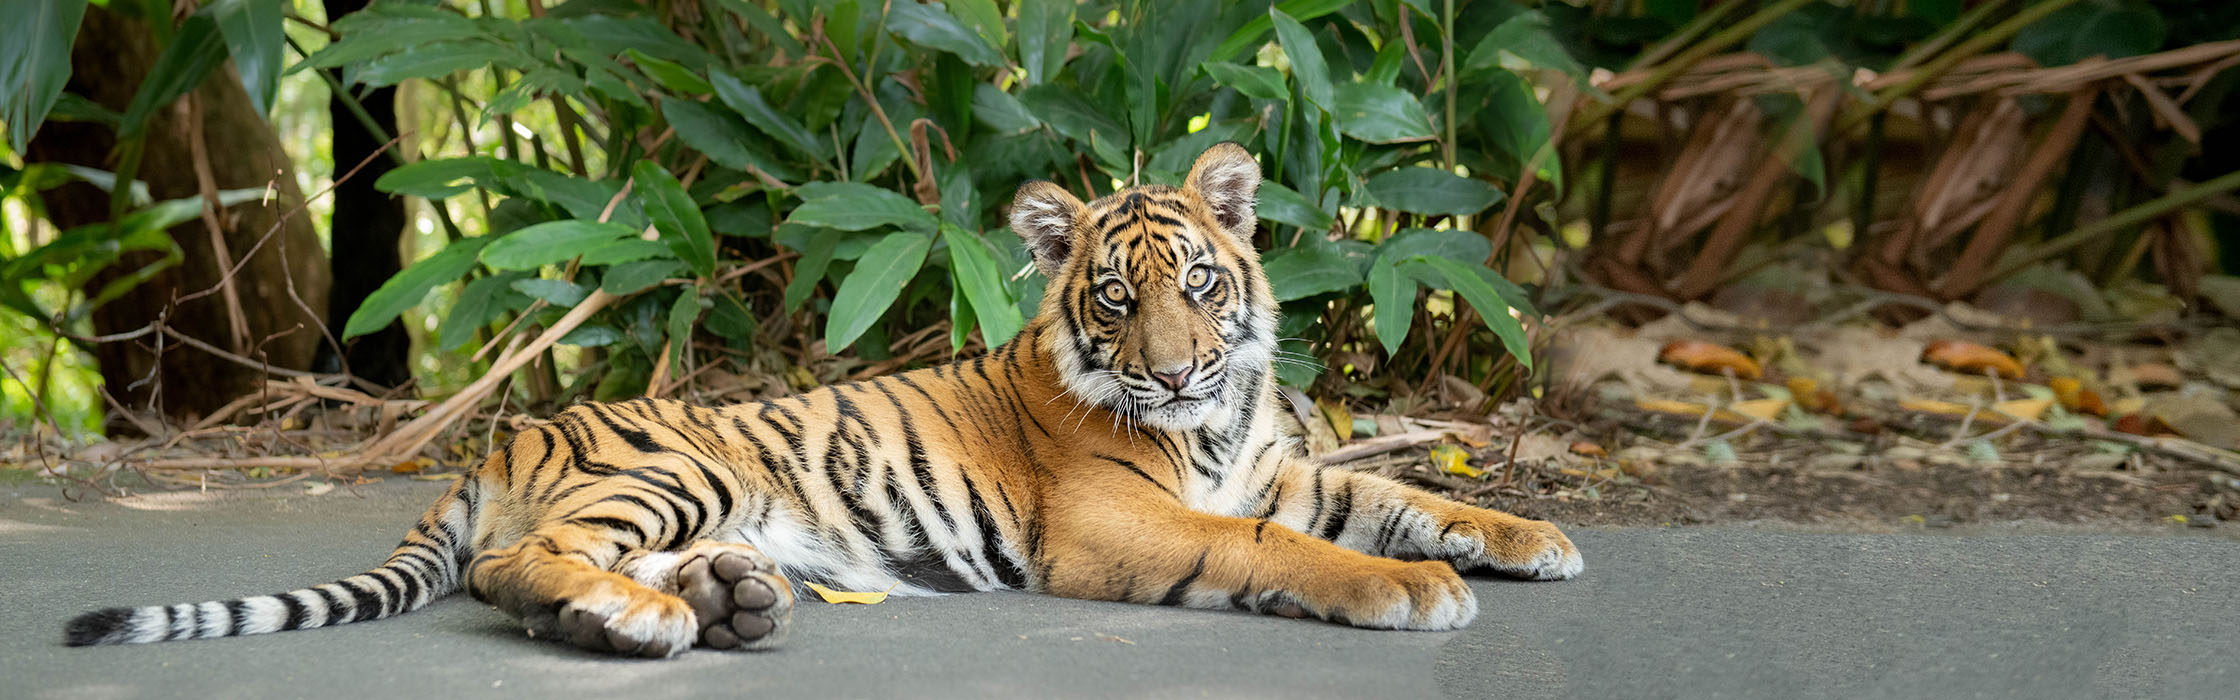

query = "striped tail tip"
[64,607,139,647]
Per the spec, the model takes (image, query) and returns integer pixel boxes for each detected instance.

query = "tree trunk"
[318,0,410,390]
[26,6,328,426]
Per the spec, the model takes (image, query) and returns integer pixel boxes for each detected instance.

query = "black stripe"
[277,593,309,631]
[1316,480,1353,541]
[228,599,254,636]
[570,516,651,546]
[1097,454,1175,497]
[337,579,384,622]
[307,586,345,627]
[1158,552,1209,606]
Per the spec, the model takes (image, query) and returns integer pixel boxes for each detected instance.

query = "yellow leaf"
[1728,398,1791,422]
[1429,444,1481,478]
[806,581,896,605]
[1319,399,1353,442]
[1993,398,2052,422]
[1898,397,2014,424]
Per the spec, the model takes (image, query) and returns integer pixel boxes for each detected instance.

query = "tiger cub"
[66,143,1581,656]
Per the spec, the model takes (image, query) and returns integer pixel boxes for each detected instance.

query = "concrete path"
[2,480,2233,699]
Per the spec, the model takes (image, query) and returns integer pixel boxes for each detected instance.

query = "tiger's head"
[1008,143,1279,432]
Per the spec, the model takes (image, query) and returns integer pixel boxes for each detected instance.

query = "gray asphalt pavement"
[2,479,2234,699]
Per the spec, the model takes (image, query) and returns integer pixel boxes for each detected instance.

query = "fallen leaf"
[1728,398,1792,422]
[1569,441,1607,458]
[1634,398,1755,424]
[305,482,335,496]
[391,457,434,474]
[806,581,897,605]
[1657,340,1762,380]
[1429,444,1482,478]
[1921,340,2024,379]
[1319,399,1354,442]
[1897,397,2014,424]
[2125,363,2184,390]
[2048,377,2084,410]
[1993,397,2052,422]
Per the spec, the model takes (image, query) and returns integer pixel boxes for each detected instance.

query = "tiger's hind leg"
[615,542,795,651]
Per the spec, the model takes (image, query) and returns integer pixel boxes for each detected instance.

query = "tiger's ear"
[1186,142,1261,243]
[1008,180,1085,278]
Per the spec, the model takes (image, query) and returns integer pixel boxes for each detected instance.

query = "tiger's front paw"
[1443,517,1583,581]
[1318,561,1477,631]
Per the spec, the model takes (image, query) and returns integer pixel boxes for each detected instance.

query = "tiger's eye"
[1185,266,1210,289]
[1101,281,1128,304]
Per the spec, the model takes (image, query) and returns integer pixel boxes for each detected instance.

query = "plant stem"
[1988,168,2240,282]
[1441,0,1456,172]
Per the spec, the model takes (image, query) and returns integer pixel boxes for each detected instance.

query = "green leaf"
[436,271,529,351]
[1377,228,1492,266]
[947,0,1006,52]
[789,182,938,232]
[207,0,284,115]
[295,6,482,72]
[119,13,227,137]
[661,98,799,181]
[1,0,88,151]
[1408,256,1532,370]
[709,68,829,163]
[513,278,591,308]
[600,259,685,295]
[1016,0,1074,85]
[1209,0,1352,63]
[1268,8,1332,109]
[706,293,759,341]
[666,284,703,365]
[1017,84,1130,149]
[1257,179,1334,232]
[580,238,673,266]
[1330,82,1435,144]
[782,230,837,313]
[1368,254,1414,356]
[887,2,1004,67]
[972,83,1041,135]
[1463,11,1583,79]
[710,0,805,58]
[632,161,716,278]
[1262,243,1363,301]
[344,237,491,339]
[558,324,624,347]
[625,48,712,95]
[356,41,525,87]
[1202,62,1288,101]
[1364,168,1505,217]
[943,224,1022,346]
[374,156,522,199]
[825,232,931,352]
[481,221,638,270]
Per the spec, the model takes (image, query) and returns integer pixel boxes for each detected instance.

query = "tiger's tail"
[63,476,481,647]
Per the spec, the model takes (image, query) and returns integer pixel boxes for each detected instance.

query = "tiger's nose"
[1150,366,1193,391]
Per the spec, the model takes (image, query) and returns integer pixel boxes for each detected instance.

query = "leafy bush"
[295,0,1567,401]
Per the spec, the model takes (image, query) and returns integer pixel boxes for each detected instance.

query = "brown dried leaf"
[1921,340,2024,379]
[1657,340,1763,380]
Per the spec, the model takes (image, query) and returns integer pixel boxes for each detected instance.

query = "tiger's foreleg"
[1041,498,1479,630]
[1261,457,1583,580]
